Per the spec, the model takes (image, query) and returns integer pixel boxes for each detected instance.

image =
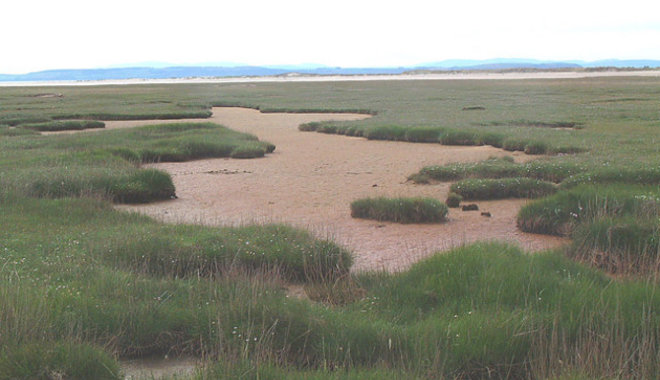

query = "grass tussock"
[445,192,463,207]
[21,120,105,132]
[518,185,660,274]
[480,120,583,129]
[450,177,557,200]
[302,121,583,156]
[569,217,660,274]
[561,166,660,188]
[0,342,121,380]
[517,184,660,236]
[412,157,584,183]
[350,197,448,223]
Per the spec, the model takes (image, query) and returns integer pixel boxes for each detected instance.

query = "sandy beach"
[2,70,660,87]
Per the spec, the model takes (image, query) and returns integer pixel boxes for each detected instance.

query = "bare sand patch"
[116,107,565,272]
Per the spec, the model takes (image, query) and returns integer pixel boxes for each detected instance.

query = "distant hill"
[2,59,660,82]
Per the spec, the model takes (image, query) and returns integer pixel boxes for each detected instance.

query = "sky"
[2,0,660,74]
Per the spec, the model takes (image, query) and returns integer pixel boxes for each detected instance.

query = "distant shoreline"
[2,70,660,87]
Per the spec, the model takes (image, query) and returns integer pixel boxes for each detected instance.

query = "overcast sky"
[3,0,660,74]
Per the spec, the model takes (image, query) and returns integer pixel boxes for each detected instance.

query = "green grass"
[517,184,660,273]
[20,120,105,131]
[311,122,582,155]
[0,122,274,202]
[350,197,448,223]
[413,156,585,183]
[517,184,660,236]
[0,342,121,380]
[569,217,660,274]
[2,78,660,377]
[479,120,583,129]
[450,177,557,200]
[0,126,40,137]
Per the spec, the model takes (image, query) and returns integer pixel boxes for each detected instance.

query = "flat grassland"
[1,77,659,379]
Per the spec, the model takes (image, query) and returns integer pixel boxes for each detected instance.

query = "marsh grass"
[2,197,659,378]
[21,120,105,131]
[0,122,274,202]
[569,217,660,274]
[0,126,39,137]
[0,342,121,380]
[480,120,583,129]
[517,184,660,236]
[561,166,660,188]
[350,197,448,223]
[450,177,557,200]
[2,78,660,377]
[302,122,582,155]
[413,157,584,183]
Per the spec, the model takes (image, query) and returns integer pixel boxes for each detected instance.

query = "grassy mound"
[301,121,584,155]
[21,120,105,131]
[350,197,448,223]
[518,185,660,273]
[412,157,584,183]
[569,217,660,273]
[517,185,660,236]
[404,126,444,142]
[561,166,660,188]
[0,342,121,380]
[450,177,557,200]
[0,122,274,203]
[104,223,352,282]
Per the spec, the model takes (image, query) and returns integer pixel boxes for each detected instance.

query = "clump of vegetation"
[230,144,267,159]
[450,178,557,200]
[440,130,479,145]
[53,110,213,120]
[569,217,660,274]
[404,126,443,142]
[21,120,105,132]
[364,125,407,141]
[524,140,549,154]
[0,115,51,126]
[517,185,660,236]
[412,157,585,183]
[104,223,352,282]
[0,342,121,380]
[299,121,322,131]
[560,166,660,188]
[518,185,660,273]
[407,173,431,184]
[477,132,507,147]
[350,197,448,223]
[502,137,529,152]
[0,122,274,203]
[0,126,39,137]
[479,120,583,129]
[446,192,463,207]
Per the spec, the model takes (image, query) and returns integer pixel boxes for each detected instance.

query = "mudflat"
[113,107,565,271]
